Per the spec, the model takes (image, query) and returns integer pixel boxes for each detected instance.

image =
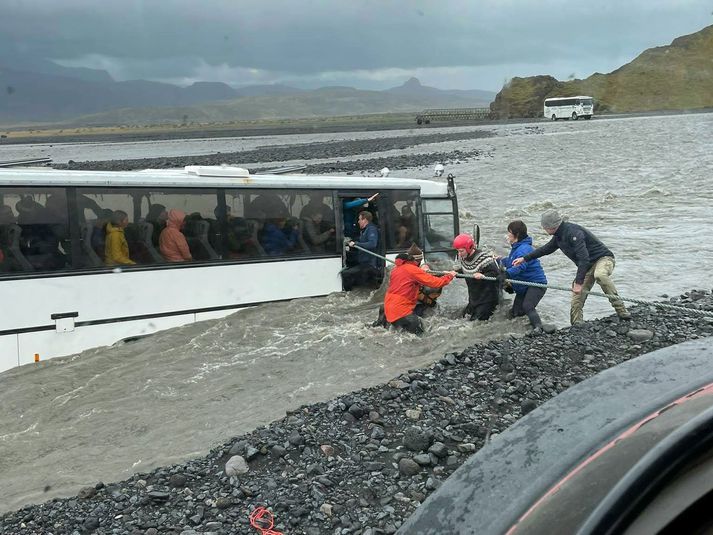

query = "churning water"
[1,112,712,512]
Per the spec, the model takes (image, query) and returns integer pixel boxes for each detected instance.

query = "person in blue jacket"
[499,220,550,332]
[342,211,381,290]
[343,193,378,239]
[260,217,299,256]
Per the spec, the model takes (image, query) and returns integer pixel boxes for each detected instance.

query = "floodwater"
[1,112,713,513]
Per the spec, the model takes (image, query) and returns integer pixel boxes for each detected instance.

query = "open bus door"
[335,191,387,287]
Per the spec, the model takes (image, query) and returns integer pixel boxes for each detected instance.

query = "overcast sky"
[2,0,712,91]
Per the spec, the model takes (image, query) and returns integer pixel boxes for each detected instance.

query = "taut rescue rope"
[345,242,713,318]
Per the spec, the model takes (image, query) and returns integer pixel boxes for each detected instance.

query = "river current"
[1,112,712,512]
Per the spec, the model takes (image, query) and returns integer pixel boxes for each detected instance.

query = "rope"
[249,507,284,535]
[344,241,713,318]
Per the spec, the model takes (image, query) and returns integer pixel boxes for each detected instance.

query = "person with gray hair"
[512,209,630,324]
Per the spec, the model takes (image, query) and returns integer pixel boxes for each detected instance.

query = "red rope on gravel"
[249,507,284,535]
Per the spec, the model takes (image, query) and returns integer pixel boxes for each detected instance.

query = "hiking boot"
[618,312,632,321]
[541,323,557,334]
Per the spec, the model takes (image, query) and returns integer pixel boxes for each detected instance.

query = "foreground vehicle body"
[400,337,713,534]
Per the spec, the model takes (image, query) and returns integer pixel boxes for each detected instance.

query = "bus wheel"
[584,115,592,120]
[571,112,578,121]
[551,114,557,121]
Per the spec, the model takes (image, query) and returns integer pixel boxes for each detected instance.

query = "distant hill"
[54,84,496,127]
[491,24,713,118]
[387,77,495,102]
[0,59,496,126]
[0,68,248,123]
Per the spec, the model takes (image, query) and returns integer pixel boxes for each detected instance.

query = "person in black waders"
[453,233,503,321]
[372,244,456,334]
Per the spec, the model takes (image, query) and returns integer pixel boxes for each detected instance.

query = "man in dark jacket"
[342,211,381,291]
[513,209,630,324]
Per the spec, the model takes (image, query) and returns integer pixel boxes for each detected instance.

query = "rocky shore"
[2,290,712,535]
[54,130,494,172]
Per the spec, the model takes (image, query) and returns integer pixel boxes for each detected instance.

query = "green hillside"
[491,24,713,118]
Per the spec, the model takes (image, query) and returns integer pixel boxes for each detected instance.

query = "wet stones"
[2,289,712,535]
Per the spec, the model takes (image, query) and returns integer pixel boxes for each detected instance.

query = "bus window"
[74,190,135,267]
[0,187,70,273]
[142,189,221,262]
[424,213,456,250]
[386,190,420,250]
[296,191,336,254]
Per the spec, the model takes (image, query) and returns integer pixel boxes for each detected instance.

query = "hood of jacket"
[105,223,125,235]
[166,209,186,230]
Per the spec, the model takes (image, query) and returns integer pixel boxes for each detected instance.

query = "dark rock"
[77,487,96,500]
[348,404,365,418]
[403,427,433,452]
[398,458,421,476]
[169,474,187,488]
[628,329,654,342]
[147,491,169,503]
[288,432,305,446]
[428,442,448,458]
[521,399,538,416]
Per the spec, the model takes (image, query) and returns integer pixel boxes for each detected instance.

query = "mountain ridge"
[0,67,495,126]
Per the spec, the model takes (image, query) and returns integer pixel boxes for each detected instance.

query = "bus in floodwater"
[544,96,594,121]
[0,166,459,372]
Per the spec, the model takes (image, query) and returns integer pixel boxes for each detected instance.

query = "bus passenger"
[343,193,378,239]
[0,205,15,270]
[159,209,193,262]
[453,233,502,321]
[16,196,64,271]
[104,210,135,266]
[146,203,168,245]
[299,193,334,225]
[92,209,114,259]
[376,244,456,334]
[301,205,335,253]
[342,211,380,291]
[260,217,299,256]
[499,220,549,331]
[396,203,417,247]
[226,217,262,258]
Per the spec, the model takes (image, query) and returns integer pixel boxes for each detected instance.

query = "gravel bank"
[2,290,712,535]
[54,130,495,171]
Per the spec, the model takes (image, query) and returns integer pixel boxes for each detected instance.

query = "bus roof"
[0,166,451,197]
[544,95,593,101]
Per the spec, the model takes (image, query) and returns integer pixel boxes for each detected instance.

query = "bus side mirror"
[447,174,456,197]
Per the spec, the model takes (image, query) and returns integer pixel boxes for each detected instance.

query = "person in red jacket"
[377,244,456,334]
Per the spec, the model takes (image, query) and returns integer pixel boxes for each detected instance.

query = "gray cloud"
[1,0,711,89]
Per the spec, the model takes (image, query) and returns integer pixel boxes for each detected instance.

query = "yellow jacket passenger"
[105,222,135,265]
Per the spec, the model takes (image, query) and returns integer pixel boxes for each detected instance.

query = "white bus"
[0,166,459,373]
[544,96,594,121]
